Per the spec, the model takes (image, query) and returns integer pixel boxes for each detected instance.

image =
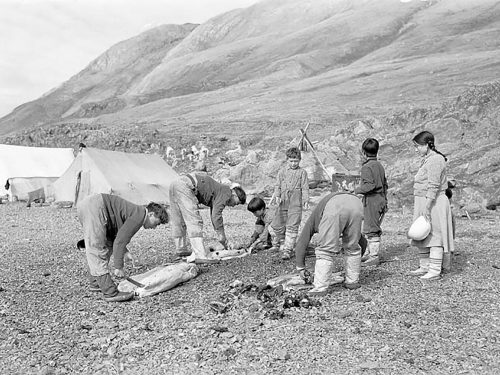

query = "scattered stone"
[275,349,291,360]
[229,279,243,288]
[355,295,372,303]
[210,325,228,333]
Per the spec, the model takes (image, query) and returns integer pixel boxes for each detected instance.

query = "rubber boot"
[344,254,361,290]
[442,252,452,274]
[362,238,380,267]
[96,274,134,302]
[420,246,443,280]
[281,232,297,260]
[89,275,100,292]
[269,232,284,252]
[409,247,430,276]
[359,235,368,260]
[174,237,191,258]
[308,258,333,296]
[186,237,220,264]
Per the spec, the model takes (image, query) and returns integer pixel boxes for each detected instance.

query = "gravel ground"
[1,201,499,375]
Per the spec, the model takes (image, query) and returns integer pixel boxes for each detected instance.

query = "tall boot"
[281,232,297,260]
[409,247,430,276]
[442,252,452,274]
[359,235,368,261]
[88,274,100,292]
[269,229,284,252]
[362,238,380,267]
[344,254,361,290]
[308,258,333,296]
[420,246,443,280]
[186,237,220,264]
[96,274,134,302]
[174,237,191,257]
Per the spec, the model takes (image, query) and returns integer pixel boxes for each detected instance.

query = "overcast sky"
[0,0,260,117]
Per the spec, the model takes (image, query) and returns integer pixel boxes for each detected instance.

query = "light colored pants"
[77,194,114,277]
[169,176,204,238]
[271,190,303,237]
[315,194,364,261]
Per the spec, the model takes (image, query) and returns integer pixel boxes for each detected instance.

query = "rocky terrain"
[0,202,499,374]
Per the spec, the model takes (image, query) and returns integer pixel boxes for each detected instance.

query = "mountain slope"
[0,23,197,134]
[1,0,499,135]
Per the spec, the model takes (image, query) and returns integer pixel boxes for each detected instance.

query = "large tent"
[0,144,75,201]
[51,148,179,205]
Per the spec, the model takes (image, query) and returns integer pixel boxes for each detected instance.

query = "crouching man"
[170,173,246,263]
[77,194,169,302]
[295,192,364,295]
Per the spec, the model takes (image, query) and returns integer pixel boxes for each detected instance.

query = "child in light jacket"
[270,147,309,260]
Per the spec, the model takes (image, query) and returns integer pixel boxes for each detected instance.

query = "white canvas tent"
[51,148,179,205]
[0,144,75,201]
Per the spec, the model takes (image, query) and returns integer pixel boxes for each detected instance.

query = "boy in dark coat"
[354,138,388,267]
[246,197,274,252]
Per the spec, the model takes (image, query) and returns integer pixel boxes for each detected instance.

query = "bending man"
[170,173,246,263]
[295,192,364,295]
[77,194,169,302]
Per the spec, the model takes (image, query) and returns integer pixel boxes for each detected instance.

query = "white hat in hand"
[408,216,431,241]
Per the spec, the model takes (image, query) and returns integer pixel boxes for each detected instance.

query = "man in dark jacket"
[77,194,169,302]
[169,173,246,263]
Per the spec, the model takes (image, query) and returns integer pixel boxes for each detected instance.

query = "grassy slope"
[1,202,499,374]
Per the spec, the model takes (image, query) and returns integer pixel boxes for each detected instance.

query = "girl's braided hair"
[412,131,447,161]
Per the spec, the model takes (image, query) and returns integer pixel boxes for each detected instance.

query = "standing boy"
[270,147,309,260]
[246,197,274,252]
[295,192,364,294]
[354,138,388,267]
[77,194,169,302]
[169,172,246,263]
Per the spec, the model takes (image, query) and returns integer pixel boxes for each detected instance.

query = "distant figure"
[181,148,187,161]
[199,146,209,160]
[191,145,200,159]
[166,146,175,159]
[78,143,87,153]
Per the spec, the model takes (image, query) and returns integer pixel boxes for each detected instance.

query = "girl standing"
[410,131,454,280]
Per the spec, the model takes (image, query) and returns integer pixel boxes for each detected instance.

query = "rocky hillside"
[1,0,499,134]
[0,0,499,211]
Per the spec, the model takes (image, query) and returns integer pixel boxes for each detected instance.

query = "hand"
[424,210,431,221]
[124,252,136,268]
[113,268,125,278]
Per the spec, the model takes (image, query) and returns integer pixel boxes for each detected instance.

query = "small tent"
[51,148,179,205]
[0,144,75,201]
